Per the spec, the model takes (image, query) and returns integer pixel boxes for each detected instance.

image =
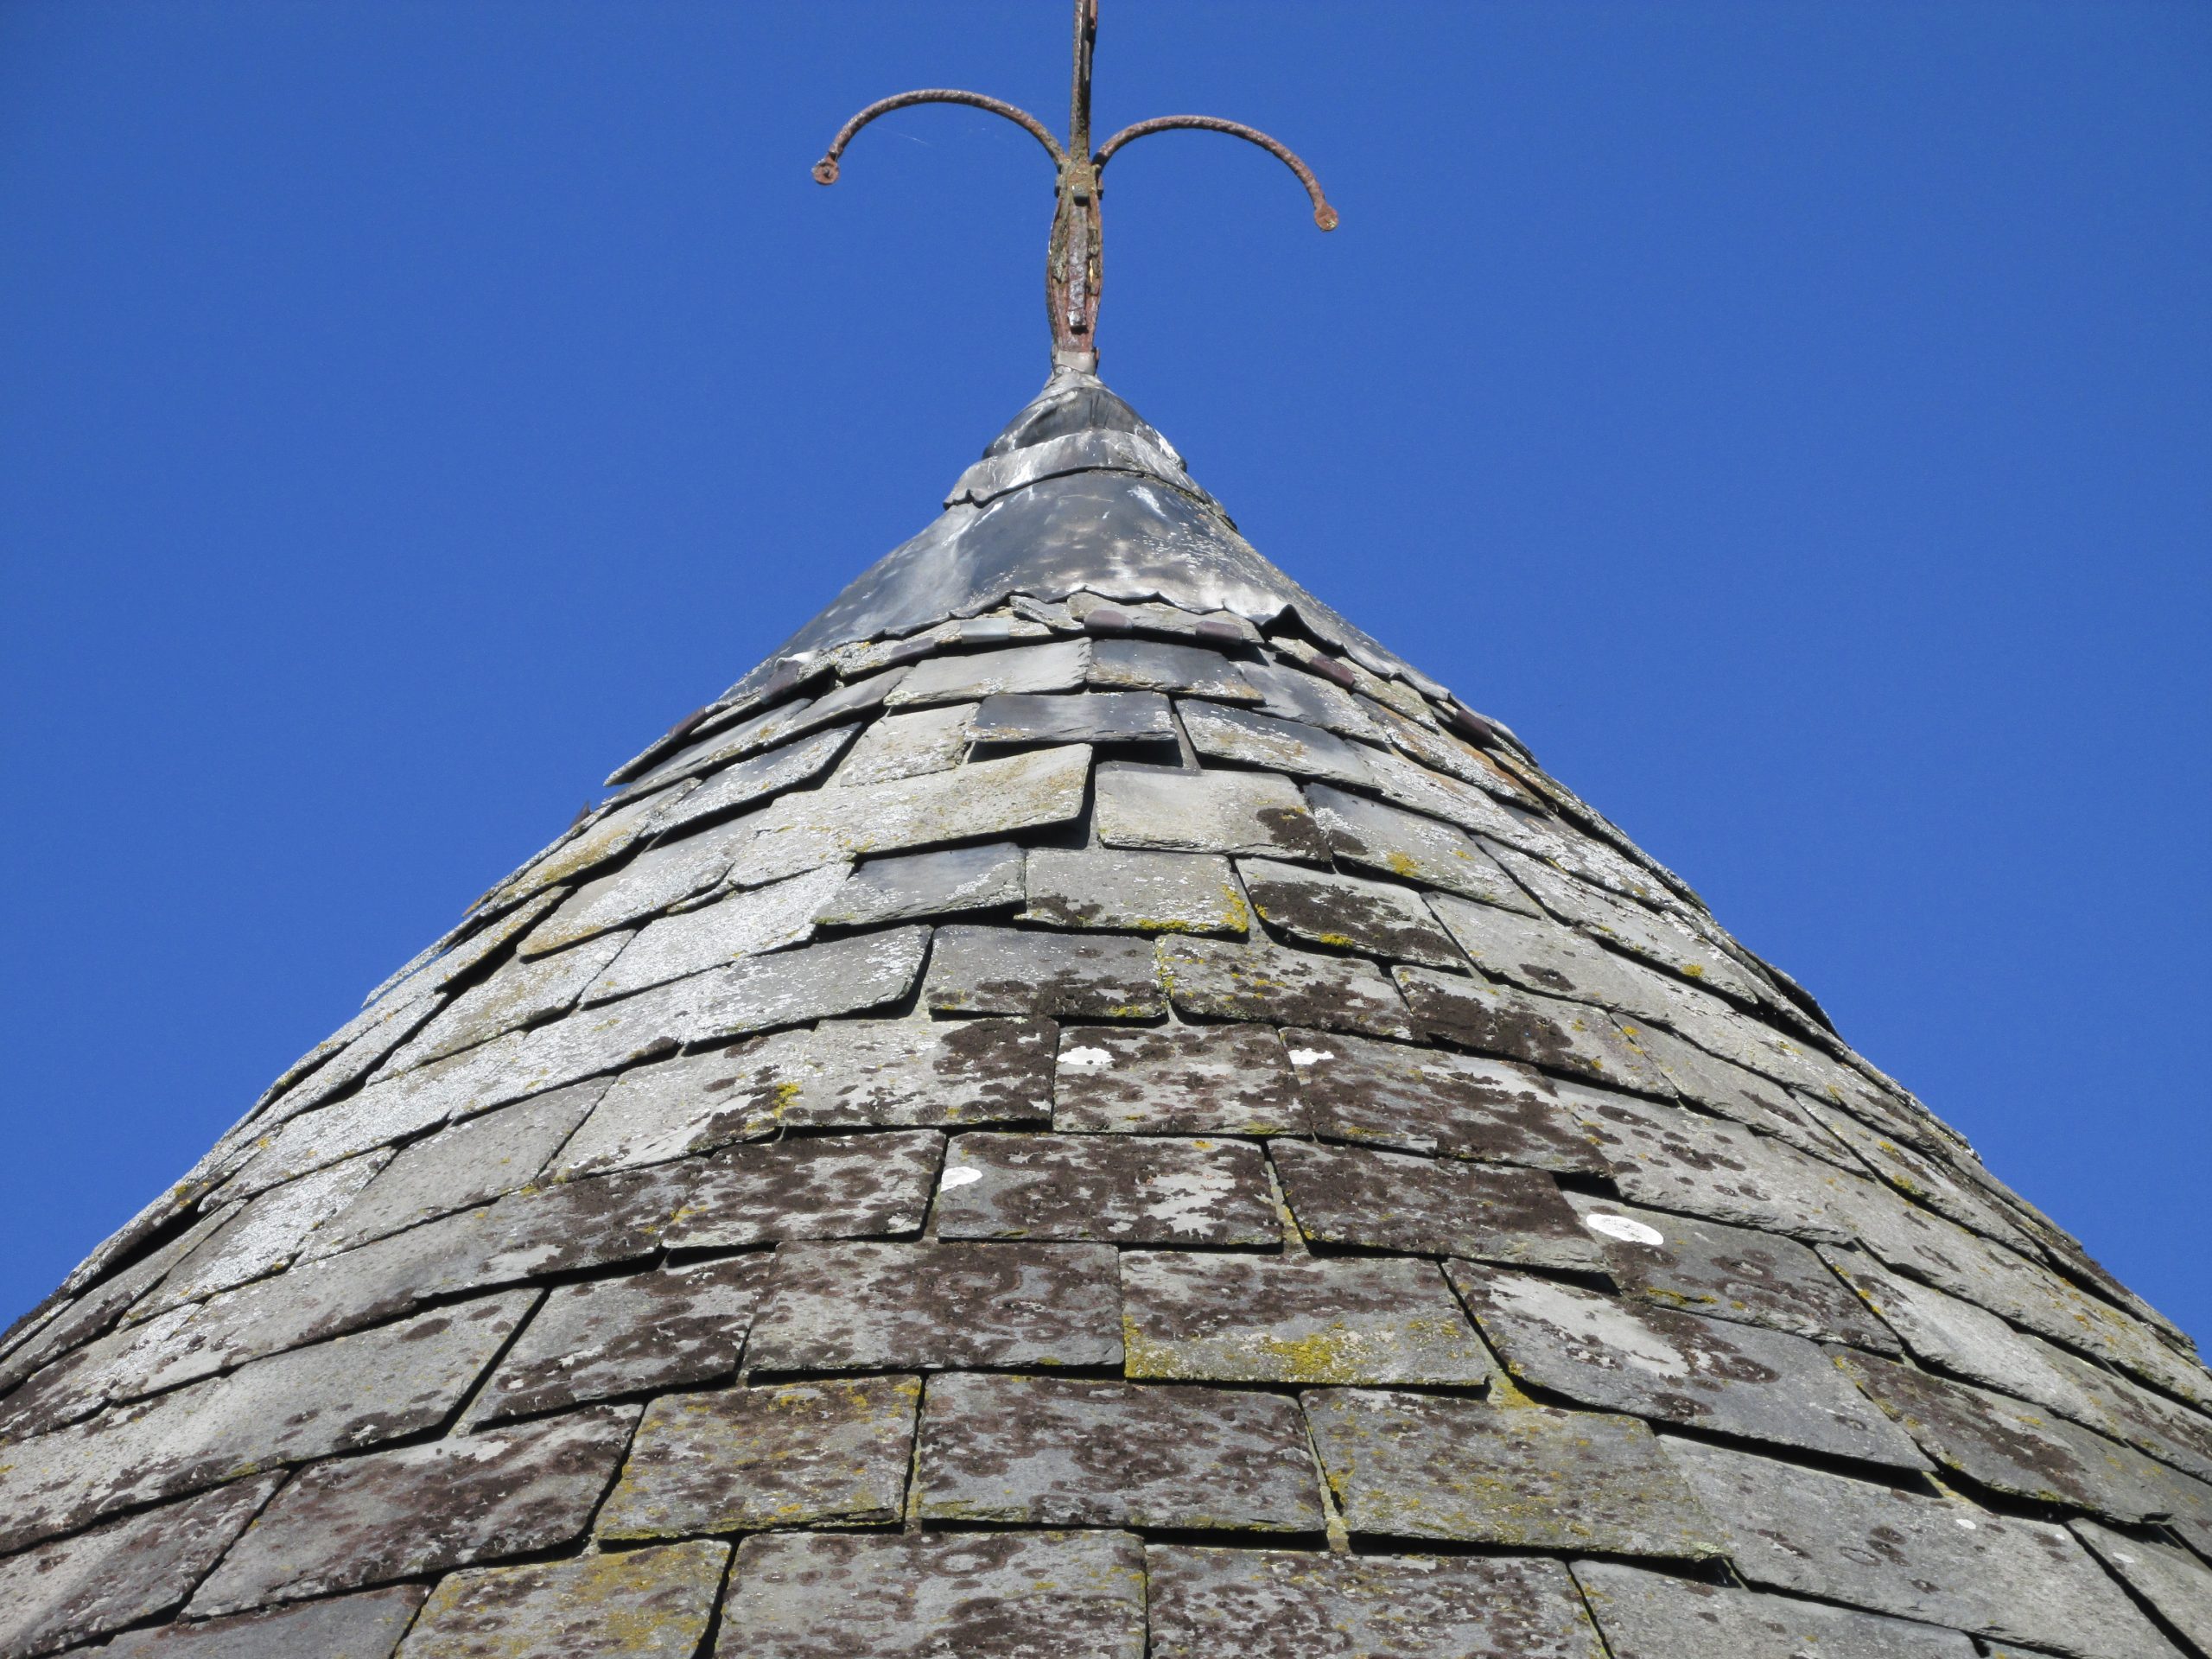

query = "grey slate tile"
[719,1529,1146,1659]
[1236,659,1389,741]
[918,1373,1321,1531]
[397,1541,728,1659]
[1303,783,1536,912]
[1023,848,1249,937]
[1053,1022,1305,1135]
[1179,702,1376,788]
[651,723,860,838]
[1271,1138,1604,1272]
[1094,762,1329,861]
[924,925,1164,1019]
[1303,1388,1726,1557]
[971,690,1175,747]
[189,1404,639,1618]
[2069,1519,2212,1655]
[1423,893,1667,1022]
[550,1034,810,1177]
[1613,1019,1850,1165]
[828,702,975,786]
[98,1586,426,1659]
[1158,937,1413,1039]
[519,817,757,957]
[1491,843,1766,995]
[1087,638,1258,700]
[782,1016,1056,1130]
[1394,966,1670,1093]
[1147,1547,1605,1659]
[154,1152,392,1306]
[1235,858,1461,966]
[1570,1561,1977,1659]
[680,926,934,1046]
[746,1241,1122,1372]
[884,639,1090,706]
[1564,1090,1857,1243]
[582,864,845,1002]
[595,1376,919,1540]
[491,785,701,913]
[390,931,633,1070]
[933,1133,1278,1246]
[813,842,1025,928]
[662,1130,941,1250]
[1122,1253,1491,1388]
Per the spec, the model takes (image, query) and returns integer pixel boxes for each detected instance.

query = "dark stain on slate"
[664,1130,941,1250]
[925,926,1165,1020]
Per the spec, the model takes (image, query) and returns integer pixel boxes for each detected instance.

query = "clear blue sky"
[3,3,2205,1341]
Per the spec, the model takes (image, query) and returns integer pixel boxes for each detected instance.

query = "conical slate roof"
[4,376,2210,1659]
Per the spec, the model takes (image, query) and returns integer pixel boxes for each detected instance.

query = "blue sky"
[3,2,2205,1341]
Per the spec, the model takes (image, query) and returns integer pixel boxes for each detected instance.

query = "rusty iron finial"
[812,0,1336,372]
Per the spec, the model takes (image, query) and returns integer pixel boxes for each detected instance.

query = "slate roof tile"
[398,1541,728,1659]
[1087,639,1259,700]
[828,702,976,786]
[884,640,1090,707]
[1270,1138,1603,1272]
[2068,1518,2212,1654]
[1179,702,1376,788]
[925,925,1165,1019]
[1052,1022,1304,1136]
[663,1131,941,1251]
[1236,857,1463,966]
[814,842,1027,927]
[935,1133,1279,1246]
[1303,783,1537,912]
[1024,848,1249,936]
[1094,761,1329,861]
[1160,937,1413,1039]
[971,690,1176,747]
[1394,966,1670,1093]
[1571,1560,1976,1659]
[98,1586,426,1659]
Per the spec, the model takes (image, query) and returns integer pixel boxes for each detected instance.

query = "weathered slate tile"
[1179,702,1376,787]
[155,1151,391,1306]
[391,931,633,1069]
[1664,1437,2179,1659]
[1086,638,1258,700]
[475,1255,772,1422]
[1024,849,1249,936]
[189,1404,638,1617]
[519,816,757,957]
[1372,704,1543,804]
[885,639,1090,706]
[0,1303,200,1442]
[1395,966,1670,1094]
[1123,1253,1490,1387]
[746,1241,1121,1372]
[582,865,845,1002]
[1490,843,1766,1001]
[484,785,697,915]
[398,1541,728,1659]
[1159,937,1412,1039]
[662,1130,940,1250]
[1564,1090,1856,1243]
[721,1529,1146,1659]
[2050,1352,2212,1488]
[1802,1096,2040,1248]
[549,1033,810,1177]
[1362,747,1548,847]
[683,926,931,1045]
[1563,1192,1901,1351]
[632,677,888,788]
[782,1017,1055,1130]
[597,1376,918,1540]
[728,746,1089,887]
[1235,858,1461,966]
[918,1373,1321,1531]
[1304,1389,1726,1557]
[1423,893,1670,1022]
[1238,658,1389,740]
[0,1473,279,1659]
[1447,1265,1928,1469]
[829,702,975,786]
[1094,762,1328,861]
[1053,1023,1304,1135]
[924,925,1164,1019]
[1304,783,1535,912]
[813,842,1025,927]
[99,1586,426,1659]
[2070,1519,2212,1655]
[1571,1561,1976,1659]
[0,1207,232,1395]
[972,690,1175,747]
[1283,1027,1606,1174]
[1272,1138,1604,1271]
[1150,1548,1605,1659]
[652,723,860,838]
[933,1134,1277,1246]
[1615,1020,1849,1164]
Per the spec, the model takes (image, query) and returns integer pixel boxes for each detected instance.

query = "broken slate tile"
[1095,762,1329,861]
[582,864,845,1002]
[550,1032,812,1177]
[884,639,1090,707]
[1159,936,1412,1039]
[1395,966,1670,1094]
[1563,1090,1856,1243]
[918,1372,1321,1531]
[1304,782,1536,912]
[746,1241,1121,1372]
[924,925,1164,1019]
[475,1255,772,1422]
[518,816,757,957]
[1446,1264,1929,1469]
[814,842,1026,927]
[1236,858,1462,967]
[390,930,634,1069]
[662,1130,941,1250]
[189,1404,638,1617]
[2069,1519,2212,1655]
[1024,848,1249,936]
[1304,1388,1725,1557]
[652,722,860,838]
[1087,638,1259,700]
[399,1541,728,1659]
[779,1016,1055,1130]
[1571,1560,1976,1659]
[1272,1138,1603,1272]
[1122,1252,1491,1388]
[1179,702,1376,788]
[934,1133,1278,1246]
[720,1529,1145,1659]
[1053,1022,1304,1135]
[596,1376,919,1539]
[99,1586,426,1659]
[683,926,931,1045]
[830,702,976,786]
[972,690,1175,747]
[1149,1547,1605,1659]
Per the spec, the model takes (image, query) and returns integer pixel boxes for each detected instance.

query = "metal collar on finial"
[812,0,1336,372]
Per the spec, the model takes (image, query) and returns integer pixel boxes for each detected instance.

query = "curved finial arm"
[1094,115,1339,230]
[813,90,1066,185]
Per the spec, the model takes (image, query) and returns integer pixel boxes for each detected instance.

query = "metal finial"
[812,0,1337,372]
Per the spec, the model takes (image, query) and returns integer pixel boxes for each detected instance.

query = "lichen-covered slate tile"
[1271,1138,1604,1271]
[813,842,1025,928]
[918,1373,1321,1531]
[745,1241,1121,1372]
[1446,1264,1928,1469]
[1372,703,1544,803]
[582,864,846,1003]
[482,785,696,918]
[1800,1094,2042,1247]
[99,1585,426,1659]
[1303,1388,1726,1557]
[884,639,1090,707]
[972,690,1175,747]
[1394,965,1669,1094]
[1424,893,1672,1022]
[679,926,933,1046]
[1283,1027,1606,1174]
[1361,745,1550,847]
[1094,761,1329,861]
[551,1033,812,1176]
[188,1403,639,1618]
[1122,1253,1491,1388]
[1570,1561,1976,1659]
[1606,1019,1849,1165]
[1023,848,1249,936]
[1564,1089,1856,1243]
[0,1302,200,1442]
[1563,1192,1901,1352]
[720,1529,1146,1659]
[829,702,975,787]
[651,723,860,840]
[727,746,1089,887]
[1235,858,1462,967]
[662,1130,940,1250]
[1159,937,1412,1039]
[1179,702,1376,788]
[933,1133,1277,1246]
[390,930,634,1070]
[1086,637,1258,700]
[924,925,1163,1019]
[518,816,759,958]
[781,1016,1054,1130]
[0,1472,280,1659]
[475,1255,772,1422]
[2056,1352,2212,1489]
[1488,842,1766,1001]
[1303,782,1535,912]
[1236,658,1389,740]
[1053,1023,1304,1135]
[1149,1547,1605,1659]
[1664,1438,2181,1659]
[397,1540,728,1659]
[153,1151,391,1306]
[2069,1519,2212,1654]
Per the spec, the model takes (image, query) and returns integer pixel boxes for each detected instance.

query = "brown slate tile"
[397,1541,728,1659]
[933,1133,1279,1246]
[1271,1139,1604,1272]
[662,1131,941,1251]
[98,1586,427,1659]
[1159,937,1413,1039]
[924,925,1166,1020]
[1052,1023,1305,1136]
